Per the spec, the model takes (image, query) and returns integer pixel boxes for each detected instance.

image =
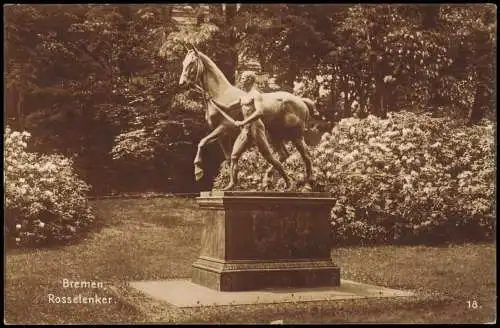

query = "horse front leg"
[217,134,233,162]
[194,124,228,181]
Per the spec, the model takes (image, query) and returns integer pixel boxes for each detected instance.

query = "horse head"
[179,43,205,88]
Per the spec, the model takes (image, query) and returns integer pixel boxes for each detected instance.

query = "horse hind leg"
[263,140,289,190]
[255,132,291,191]
[291,137,313,191]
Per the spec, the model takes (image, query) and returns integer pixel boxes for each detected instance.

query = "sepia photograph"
[4,3,496,324]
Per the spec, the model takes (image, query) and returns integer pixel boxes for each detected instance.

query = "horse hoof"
[195,166,204,181]
[295,179,305,188]
[261,176,270,188]
[223,183,235,191]
[282,180,292,192]
[301,184,313,192]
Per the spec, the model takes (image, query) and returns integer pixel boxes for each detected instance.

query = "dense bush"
[5,126,96,247]
[213,111,495,245]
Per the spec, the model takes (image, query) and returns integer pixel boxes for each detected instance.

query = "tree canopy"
[5,4,496,195]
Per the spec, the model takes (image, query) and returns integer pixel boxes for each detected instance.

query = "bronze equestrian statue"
[178,44,317,191]
[208,71,291,191]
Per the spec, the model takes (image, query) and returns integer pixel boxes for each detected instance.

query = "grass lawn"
[5,197,497,324]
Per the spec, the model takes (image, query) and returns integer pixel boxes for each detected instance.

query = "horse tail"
[301,97,320,130]
[302,97,320,117]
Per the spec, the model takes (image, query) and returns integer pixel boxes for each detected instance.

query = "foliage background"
[214,112,496,244]
[4,4,496,197]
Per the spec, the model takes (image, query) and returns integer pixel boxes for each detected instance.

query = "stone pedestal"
[192,191,340,291]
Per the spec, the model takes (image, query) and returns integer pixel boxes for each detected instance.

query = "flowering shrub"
[5,126,96,247]
[213,112,495,245]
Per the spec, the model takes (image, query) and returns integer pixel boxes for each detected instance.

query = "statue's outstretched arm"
[236,94,264,127]
[210,97,241,111]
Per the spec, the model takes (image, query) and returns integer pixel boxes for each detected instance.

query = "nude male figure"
[208,71,291,191]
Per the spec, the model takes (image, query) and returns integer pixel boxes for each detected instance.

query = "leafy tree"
[232,4,494,122]
[5,4,495,196]
[439,4,496,124]
[235,4,332,91]
[5,4,219,194]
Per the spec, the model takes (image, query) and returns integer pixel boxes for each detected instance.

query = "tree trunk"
[162,5,173,24]
[16,88,24,130]
[421,5,441,30]
[358,82,368,119]
[428,78,444,109]
[225,4,237,24]
[118,4,133,22]
[385,83,394,113]
[330,81,338,113]
[372,78,386,118]
[468,82,489,125]
[279,66,297,93]
[219,4,238,85]
[117,5,133,79]
[342,84,351,119]
[335,78,346,120]
[379,84,387,118]
[208,4,223,23]
[351,78,362,116]
[468,29,494,125]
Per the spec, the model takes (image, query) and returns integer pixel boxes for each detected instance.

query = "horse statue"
[179,44,317,191]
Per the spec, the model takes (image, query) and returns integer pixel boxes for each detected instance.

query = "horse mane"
[196,51,233,89]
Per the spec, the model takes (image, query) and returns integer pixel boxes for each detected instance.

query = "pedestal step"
[192,257,340,291]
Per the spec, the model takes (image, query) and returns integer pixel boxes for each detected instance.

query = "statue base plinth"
[192,191,340,291]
